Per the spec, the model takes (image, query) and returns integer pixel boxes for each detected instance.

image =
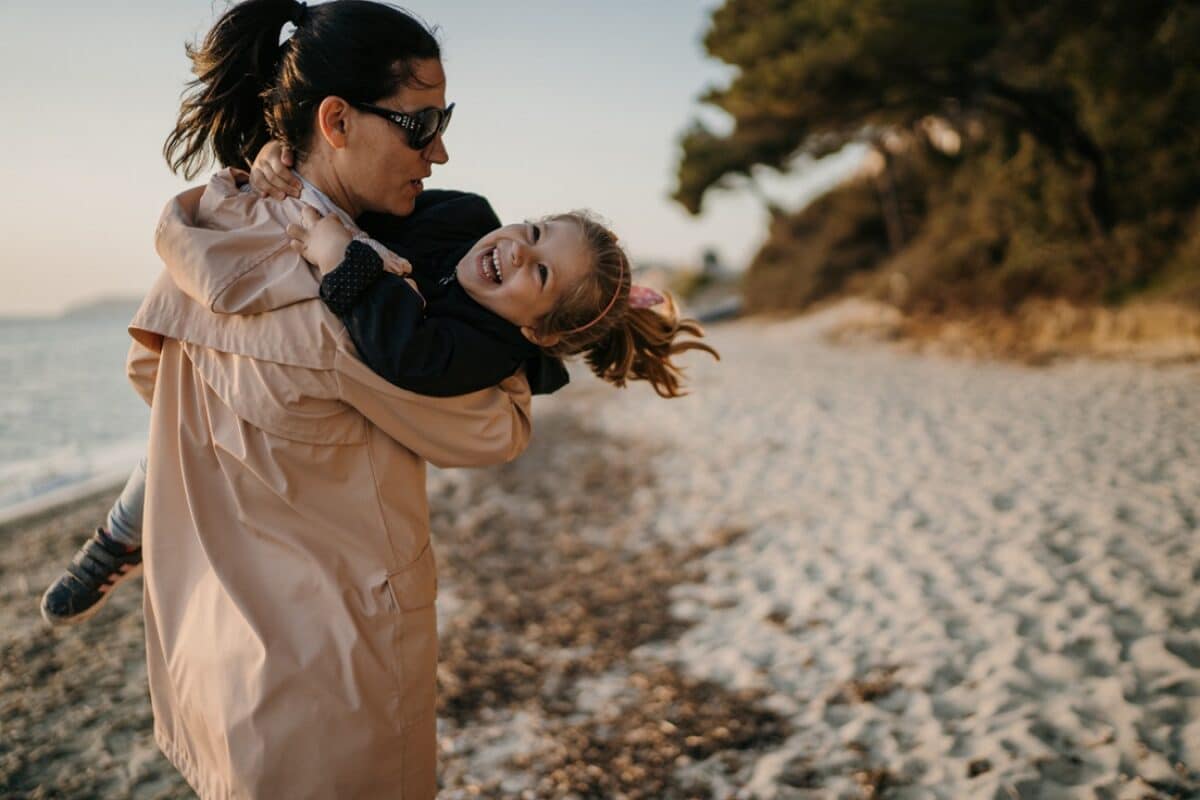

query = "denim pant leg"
[105,456,147,548]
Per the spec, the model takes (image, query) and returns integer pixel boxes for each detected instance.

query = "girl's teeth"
[480,249,501,284]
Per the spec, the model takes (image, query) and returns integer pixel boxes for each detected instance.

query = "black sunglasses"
[350,101,455,150]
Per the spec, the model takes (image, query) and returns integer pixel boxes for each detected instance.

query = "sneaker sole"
[39,562,143,627]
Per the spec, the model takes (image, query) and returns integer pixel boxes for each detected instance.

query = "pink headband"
[559,262,666,336]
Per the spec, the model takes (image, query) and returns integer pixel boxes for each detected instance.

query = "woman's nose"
[424,134,449,165]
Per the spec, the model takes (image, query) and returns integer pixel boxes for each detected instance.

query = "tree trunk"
[871,143,906,253]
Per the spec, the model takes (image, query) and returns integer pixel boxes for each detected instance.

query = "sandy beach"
[2,306,1198,799]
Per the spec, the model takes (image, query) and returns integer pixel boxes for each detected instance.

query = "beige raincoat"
[127,170,532,799]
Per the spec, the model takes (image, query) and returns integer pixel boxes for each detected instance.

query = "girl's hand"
[250,140,301,200]
[378,249,414,278]
[287,206,353,275]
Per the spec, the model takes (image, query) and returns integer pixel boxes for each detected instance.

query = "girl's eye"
[538,264,549,285]
[529,223,541,243]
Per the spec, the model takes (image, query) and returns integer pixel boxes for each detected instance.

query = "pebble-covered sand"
[2,306,1198,798]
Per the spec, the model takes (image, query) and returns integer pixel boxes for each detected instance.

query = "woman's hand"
[287,206,353,275]
[250,140,302,200]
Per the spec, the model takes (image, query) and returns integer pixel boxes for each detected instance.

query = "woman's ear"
[520,326,561,348]
[315,97,351,149]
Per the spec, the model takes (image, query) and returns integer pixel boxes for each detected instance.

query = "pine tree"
[675,0,1200,309]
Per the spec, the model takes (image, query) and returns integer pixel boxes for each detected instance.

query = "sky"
[0,0,862,317]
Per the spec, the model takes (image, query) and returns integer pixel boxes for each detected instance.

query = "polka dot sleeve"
[319,240,385,316]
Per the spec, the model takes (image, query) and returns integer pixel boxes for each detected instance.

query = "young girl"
[41,171,717,626]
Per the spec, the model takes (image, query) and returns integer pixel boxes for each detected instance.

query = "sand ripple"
[592,308,1200,798]
[4,306,1198,798]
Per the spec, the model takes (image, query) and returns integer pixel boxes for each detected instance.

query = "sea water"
[0,303,149,516]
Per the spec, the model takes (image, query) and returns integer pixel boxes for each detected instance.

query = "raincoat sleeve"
[126,338,161,407]
[154,170,319,315]
[335,352,533,468]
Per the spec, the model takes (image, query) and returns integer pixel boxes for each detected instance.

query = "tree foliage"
[675,0,1200,310]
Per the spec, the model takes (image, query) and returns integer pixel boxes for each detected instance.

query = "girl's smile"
[478,246,504,284]
[456,219,591,336]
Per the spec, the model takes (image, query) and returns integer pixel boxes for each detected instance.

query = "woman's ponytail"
[164,0,298,178]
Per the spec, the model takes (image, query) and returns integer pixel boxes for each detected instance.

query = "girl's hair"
[534,212,719,399]
[164,0,440,179]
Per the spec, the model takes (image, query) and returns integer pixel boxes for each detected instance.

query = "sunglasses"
[351,101,455,150]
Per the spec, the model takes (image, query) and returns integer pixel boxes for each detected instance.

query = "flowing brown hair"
[534,212,719,398]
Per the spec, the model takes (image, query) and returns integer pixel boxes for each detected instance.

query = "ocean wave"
[1,311,150,522]
[0,436,145,515]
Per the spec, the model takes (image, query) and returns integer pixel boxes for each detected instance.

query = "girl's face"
[456,218,591,340]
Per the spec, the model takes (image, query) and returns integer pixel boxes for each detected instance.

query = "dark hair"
[535,212,719,399]
[164,0,440,179]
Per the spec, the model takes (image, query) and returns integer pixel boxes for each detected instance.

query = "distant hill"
[59,296,143,320]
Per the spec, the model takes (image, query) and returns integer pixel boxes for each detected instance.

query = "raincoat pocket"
[386,541,437,611]
[386,542,439,728]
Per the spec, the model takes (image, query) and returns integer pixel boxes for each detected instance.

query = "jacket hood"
[154,169,326,315]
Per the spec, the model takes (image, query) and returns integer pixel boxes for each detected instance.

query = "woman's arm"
[335,355,533,469]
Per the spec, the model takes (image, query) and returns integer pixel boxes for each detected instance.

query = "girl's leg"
[104,456,147,549]
[40,456,147,625]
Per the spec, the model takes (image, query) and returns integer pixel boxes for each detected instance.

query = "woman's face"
[456,218,592,337]
[340,58,450,218]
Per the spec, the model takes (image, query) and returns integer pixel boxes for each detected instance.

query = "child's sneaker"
[40,528,142,626]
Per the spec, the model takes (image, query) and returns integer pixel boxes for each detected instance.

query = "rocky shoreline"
[3,309,1198,798]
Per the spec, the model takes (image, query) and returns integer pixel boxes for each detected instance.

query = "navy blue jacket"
[319,191,569,396]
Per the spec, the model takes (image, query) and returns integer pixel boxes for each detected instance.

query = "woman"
[124,1,531,796]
